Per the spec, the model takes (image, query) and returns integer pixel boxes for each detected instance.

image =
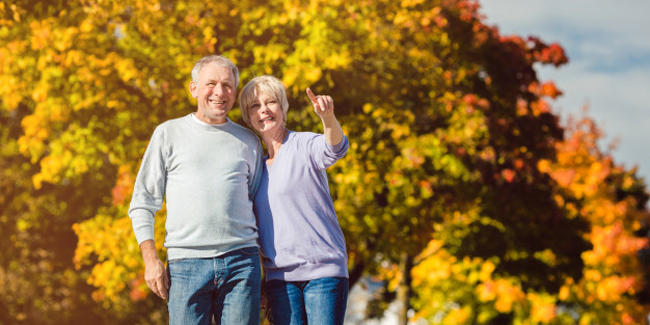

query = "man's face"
[189,62,237,124]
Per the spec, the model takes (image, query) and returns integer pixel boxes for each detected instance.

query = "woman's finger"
[317,96,327,112]
[306,88,318,105]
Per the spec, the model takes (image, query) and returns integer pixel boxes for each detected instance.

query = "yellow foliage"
[479,260,496,282]
[558,284,571,301]
[533,249,558,267]
[29,19,52,50]
[443,306,472,324]
[493,279,525,313]
[477,281,496,302]
[527,292,556,323]
[74,206,167,310]
[2,0,648,322]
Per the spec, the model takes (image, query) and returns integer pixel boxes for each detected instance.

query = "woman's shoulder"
[288,131,321,142]
[285,131,321,149]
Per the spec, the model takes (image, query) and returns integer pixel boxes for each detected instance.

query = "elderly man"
[128,55,263,325]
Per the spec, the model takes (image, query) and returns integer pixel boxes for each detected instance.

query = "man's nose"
[213,84,224,95]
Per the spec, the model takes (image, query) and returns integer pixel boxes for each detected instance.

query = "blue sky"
[479,0,650,195]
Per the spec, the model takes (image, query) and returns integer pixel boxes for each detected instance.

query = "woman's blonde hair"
[239,75,289,128]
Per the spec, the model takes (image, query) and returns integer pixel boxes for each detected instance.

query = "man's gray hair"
[191,55,240,87]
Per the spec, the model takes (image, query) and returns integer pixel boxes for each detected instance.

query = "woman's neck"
[262,127,288,159]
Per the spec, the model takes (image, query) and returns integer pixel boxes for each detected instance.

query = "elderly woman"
[239,75,349,325]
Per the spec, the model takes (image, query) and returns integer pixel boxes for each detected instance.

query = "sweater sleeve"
[307,133,349,170]
[248,138,263,199]
[128,126,167,244]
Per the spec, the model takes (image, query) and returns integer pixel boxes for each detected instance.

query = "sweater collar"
[188,113,233,131]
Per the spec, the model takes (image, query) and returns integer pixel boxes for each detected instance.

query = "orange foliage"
[111,165,135,205]
[542,115,650,323]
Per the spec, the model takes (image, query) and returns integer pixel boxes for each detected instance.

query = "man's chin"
[204,108,231,117]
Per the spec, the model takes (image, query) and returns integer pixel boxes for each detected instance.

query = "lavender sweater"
[254,131,349,282]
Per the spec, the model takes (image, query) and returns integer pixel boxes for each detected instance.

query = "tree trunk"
[397,251,413,325]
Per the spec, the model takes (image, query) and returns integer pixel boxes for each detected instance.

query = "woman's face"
[247,91,285,135]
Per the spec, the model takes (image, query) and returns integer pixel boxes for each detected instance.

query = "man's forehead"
[199,63,235,81]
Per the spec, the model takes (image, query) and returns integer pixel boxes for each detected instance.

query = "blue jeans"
[166,246,261,325]
[264,277,348,325]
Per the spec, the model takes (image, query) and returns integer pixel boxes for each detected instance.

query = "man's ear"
[189,81,197,98]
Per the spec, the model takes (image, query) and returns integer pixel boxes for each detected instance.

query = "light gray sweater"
[128,114,263,261]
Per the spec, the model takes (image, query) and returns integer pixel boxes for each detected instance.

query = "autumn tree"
[0,2,113,323]
[539,114,650,324]
[327,2,592,323]
[0,101,106,324]
[1,0,648,324]
[0,0,197,322]
[410,113,650,324]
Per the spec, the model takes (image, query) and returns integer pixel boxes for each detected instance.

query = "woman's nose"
[259,103,269,113]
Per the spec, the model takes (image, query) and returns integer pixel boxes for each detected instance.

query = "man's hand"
[140,240,170,299]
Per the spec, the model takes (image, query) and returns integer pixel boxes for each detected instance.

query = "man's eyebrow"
[205,78,232,84]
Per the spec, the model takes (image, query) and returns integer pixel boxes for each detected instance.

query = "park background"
[1,0,649,324]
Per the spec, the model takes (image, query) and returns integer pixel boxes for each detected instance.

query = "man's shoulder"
[150,115,192,137]
[228,120,261,144]
[228,119,255,135]
[158,114,190,128]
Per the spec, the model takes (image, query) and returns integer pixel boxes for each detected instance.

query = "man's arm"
[129,126,169,299]
[139,239,169,299]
